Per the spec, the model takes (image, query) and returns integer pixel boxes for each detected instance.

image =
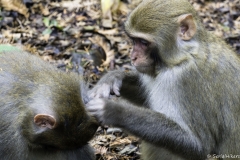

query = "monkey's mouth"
[131,60,153,68]
[133,65,154,73]
[131,60,153,67]
[133,65,151,68]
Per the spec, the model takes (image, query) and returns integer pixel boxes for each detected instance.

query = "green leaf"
[0,45,21,52]
[43,17,50,27]
[55,26,63,31]
[83,26,95,31]
[50,19,58,27]
[42,28,52,35]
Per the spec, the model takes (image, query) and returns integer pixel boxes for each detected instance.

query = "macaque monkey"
[0,48,98,160]
[87,0,240,160]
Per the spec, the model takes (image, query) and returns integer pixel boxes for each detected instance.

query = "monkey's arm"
[87,99,206,159]
[89,70,146,105]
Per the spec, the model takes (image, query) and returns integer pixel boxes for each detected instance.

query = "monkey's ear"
[34,114,56,129]
[177,14,196,40]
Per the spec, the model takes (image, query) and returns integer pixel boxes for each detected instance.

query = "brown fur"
[0,50,98,160]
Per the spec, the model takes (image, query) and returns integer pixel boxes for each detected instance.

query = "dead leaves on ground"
[190,0,240,49]
[0,0,29,17]
[90,127,140,160]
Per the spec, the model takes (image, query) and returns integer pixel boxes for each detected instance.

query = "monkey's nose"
[131,56,137,62]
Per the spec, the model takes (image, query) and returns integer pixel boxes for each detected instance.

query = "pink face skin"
[130,38,155,74]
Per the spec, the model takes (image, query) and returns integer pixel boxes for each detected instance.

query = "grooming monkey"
[87,0,240,160]
[0,47,98,160]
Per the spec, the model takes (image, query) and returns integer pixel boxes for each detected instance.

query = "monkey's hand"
[86,98,137,125]
[89,71,125,98]
[86,98,106,123]
[89,70,140,99]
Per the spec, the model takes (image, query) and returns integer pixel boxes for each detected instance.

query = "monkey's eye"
[131,38,149,47]
[132,38,136,45]
[139,39,149,46]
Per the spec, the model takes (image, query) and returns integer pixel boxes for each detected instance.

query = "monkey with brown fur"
[87,0,240,160]
[0,47,98,160]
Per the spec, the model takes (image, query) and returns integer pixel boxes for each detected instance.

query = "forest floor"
[0,0,239,159]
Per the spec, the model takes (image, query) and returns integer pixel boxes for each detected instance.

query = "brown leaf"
[118,1,129,14]
[109,137,131,147]
[97,28,118,35]
[39,3,50,16]
[89,36,115,67]
[0,0,29,17]
[92,144,108,155]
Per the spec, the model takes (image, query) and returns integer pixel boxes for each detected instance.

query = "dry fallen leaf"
[0,0,29,17]
[101,0,119,17]
[2,29,21,39]
[89,36,115,67]
[109,137,131,147]
[101,0,120,28]
[97,28,118,35]
[118,1,129,14]
[93,145,108,155]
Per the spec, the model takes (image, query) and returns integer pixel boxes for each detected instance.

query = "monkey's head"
[125,0,203,75]
[22,76,99,150]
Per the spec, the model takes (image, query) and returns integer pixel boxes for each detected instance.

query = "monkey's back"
[172,36,240,157]
[0,50,97,160]
[197,35,240,156]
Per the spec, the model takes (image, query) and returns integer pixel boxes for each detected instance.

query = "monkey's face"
[129,37,157,74]
[124,0,198,74]
[124,1,168,75]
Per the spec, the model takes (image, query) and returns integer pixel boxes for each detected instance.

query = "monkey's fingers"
[86,109,103,119]
[88,90,96,99]
[86,99,105,119]
[112,80,121,96]
[89,84,111,98]
[86,99,105,109]
[101,84,111,98]
[86,106,101,115]
[86,106,100,112]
